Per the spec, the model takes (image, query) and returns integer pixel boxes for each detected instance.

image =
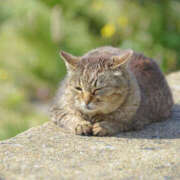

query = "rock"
[167,71,180,104]
[0,72,180,180]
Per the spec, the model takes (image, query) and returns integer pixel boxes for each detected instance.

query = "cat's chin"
[78,104,118,115]
[80,106,115,115]
[80,108,99,115]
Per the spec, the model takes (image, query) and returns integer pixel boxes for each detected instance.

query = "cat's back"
[83,46,173,122]
[129,52,174,125]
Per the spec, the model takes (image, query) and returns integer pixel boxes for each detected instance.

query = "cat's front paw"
[92,122,109,136]
[75,121,92,136]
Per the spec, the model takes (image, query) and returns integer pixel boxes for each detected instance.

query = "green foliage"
[0,0,179,140]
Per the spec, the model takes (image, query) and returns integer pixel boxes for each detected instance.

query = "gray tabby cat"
[50,46,174,136]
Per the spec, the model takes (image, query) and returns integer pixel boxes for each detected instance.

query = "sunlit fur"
[50,46,174,136]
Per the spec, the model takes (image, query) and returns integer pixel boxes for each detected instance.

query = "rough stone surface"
[167,71,180,104]
[0,72,180,180]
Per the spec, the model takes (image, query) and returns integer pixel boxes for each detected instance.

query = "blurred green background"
[0,0,179,140]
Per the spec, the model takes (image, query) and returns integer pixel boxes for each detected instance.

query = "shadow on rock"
[116,104,180,139]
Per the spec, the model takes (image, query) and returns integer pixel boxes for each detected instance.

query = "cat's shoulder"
[129,52,166,93]
[130,52,162,76]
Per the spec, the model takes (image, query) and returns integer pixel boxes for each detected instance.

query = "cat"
[50,46,174,136]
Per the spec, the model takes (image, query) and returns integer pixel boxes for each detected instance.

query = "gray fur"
[50,46,174,136]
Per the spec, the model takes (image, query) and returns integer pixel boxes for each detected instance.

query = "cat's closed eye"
[94,87,115,96]
[75,87,82,91]
[92,88,103,95]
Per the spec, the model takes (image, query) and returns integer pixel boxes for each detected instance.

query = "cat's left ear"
[60,50,80,71]
[110,49,133,69]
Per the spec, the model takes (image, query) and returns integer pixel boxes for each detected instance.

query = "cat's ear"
[60,51,80,70]
[110,49,133,69]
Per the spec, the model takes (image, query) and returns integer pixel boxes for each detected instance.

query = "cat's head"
[60,47,133,115]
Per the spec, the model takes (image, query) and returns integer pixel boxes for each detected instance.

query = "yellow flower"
[92,0,103,11]
[101,24,116,38]
[117,16,128,27]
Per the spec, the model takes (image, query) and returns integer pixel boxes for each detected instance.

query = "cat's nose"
[85,104,91,110]
[83,91,92,105]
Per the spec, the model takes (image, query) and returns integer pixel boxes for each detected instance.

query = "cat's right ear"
[110,49,133,69]
[60,51,80,71]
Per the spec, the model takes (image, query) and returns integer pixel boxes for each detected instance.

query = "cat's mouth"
[85,104,93,110]
[75,101,100,114]
[83,105,95,111]
[81,103,98,114]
